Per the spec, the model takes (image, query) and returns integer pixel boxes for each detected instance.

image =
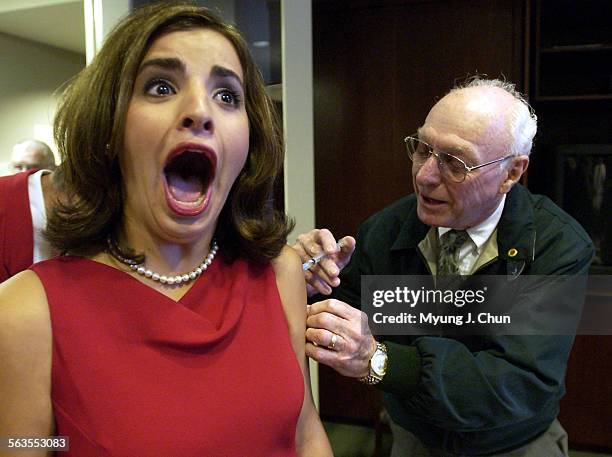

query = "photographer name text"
[372,312,511,326]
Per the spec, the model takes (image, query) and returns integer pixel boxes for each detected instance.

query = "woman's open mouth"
[163,144,217,216]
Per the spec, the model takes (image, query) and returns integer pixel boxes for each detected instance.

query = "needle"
[302,240,345,271]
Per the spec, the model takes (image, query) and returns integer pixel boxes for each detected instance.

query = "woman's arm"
[0,271,53,457]
[272,246,333,457]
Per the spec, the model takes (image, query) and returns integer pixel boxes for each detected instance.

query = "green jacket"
[333,184,594,455]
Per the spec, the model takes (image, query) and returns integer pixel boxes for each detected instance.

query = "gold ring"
[328,332,338,350]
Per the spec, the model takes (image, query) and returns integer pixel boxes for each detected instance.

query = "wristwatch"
[359,341,388,385]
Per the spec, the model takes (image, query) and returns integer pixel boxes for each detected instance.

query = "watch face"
[371,350,387,376]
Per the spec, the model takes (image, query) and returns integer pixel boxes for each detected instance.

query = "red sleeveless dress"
[31,254,304,457]
[0,169,37,282]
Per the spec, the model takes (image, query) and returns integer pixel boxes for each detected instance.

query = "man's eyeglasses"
[404,134,515,183]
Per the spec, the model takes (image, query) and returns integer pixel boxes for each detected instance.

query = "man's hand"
[305,299,376,378]
[293,229,356,296]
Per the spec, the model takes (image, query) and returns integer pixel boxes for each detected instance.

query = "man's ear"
[499,155,529,194]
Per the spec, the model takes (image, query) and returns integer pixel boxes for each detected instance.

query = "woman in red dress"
[0,3,332,456]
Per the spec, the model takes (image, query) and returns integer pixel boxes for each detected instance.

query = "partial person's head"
[408,78,535,229]
[11,140,56,172]
[48,2,290,261]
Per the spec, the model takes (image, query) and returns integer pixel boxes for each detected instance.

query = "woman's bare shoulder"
[0,269,49,314]
[271,245,307,324]
[271,245,303,279]
[0,270,52,355]
[0,270,53,437]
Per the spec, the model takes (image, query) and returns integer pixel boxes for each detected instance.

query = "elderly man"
[295,78,593,456]
[10,139,57,173]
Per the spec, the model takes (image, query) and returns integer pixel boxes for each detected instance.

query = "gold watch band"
[358,342,387,385]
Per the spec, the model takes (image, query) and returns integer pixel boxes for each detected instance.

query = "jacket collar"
[391,197,429,251]
[496,184,536,263]
[390,184,536,276]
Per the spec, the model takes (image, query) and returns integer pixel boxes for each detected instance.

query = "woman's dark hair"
[46,1,293,263]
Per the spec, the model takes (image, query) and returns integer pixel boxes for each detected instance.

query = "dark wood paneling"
[314,0,524,240]
[559,335,612,450]
[313,0,526,423]
[313,2,406,241]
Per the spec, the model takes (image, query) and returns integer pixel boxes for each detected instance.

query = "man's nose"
[414,154,442,185]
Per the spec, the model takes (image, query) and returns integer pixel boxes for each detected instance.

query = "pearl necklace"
[106,236,218,286]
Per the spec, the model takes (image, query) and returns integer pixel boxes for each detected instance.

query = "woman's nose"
[179,87,214,134]
[181,115,213,132]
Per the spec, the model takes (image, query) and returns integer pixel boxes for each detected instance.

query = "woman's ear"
[499,155,529,194]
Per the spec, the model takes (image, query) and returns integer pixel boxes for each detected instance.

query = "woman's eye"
[144,79,176,97]
[214,89,242,106]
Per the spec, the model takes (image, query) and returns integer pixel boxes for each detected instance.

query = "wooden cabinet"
[533,0,612,101]
[527,0,612,265]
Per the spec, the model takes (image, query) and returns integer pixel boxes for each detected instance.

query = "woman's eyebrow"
[211,65,243,87]
[137,59,244,88]
[138,57,185,74]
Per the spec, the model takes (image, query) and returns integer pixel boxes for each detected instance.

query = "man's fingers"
[306,342,334,364]
[305,340,370,379]
[306,328,343,351]
[306,309,346,334]
[338,236,356,253]
[298,229,345,258]
[318,257,340,278]
[295,230,354,296]
[335,236,356,269]
[308,299,358,321]
[305,269,333,294]
[309,258,340,285]
[318,229,341,254]
[306,275,332,296]
[305,341,346,372]
[297,229,326,256]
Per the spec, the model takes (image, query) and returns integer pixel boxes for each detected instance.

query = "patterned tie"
[437,230,469,276]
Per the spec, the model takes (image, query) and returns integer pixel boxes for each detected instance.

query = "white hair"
[452,77,537,156]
